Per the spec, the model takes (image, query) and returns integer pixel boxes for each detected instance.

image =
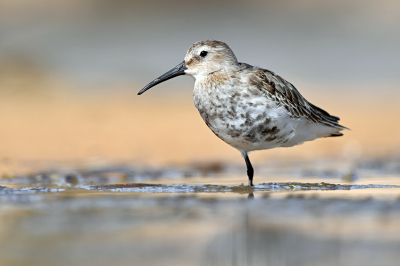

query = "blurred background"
[2,2,400,265]
[1,0,400,172]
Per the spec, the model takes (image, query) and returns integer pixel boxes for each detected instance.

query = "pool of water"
[1,163,400,266]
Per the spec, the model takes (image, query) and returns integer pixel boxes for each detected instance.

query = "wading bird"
[138,40,347,186]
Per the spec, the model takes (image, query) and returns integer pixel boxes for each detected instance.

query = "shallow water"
[1,163,400,266]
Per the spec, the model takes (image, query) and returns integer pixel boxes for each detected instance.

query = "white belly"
[193,83,337,152]
[193,86,294,152]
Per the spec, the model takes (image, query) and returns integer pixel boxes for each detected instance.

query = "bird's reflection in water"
[201,197,400,266]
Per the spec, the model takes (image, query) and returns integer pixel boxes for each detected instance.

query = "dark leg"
[244,153,254,186]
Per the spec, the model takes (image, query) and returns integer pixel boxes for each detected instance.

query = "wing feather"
[246,66,347,130]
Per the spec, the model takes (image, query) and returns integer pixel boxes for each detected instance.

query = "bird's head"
[138,40,238,95]
[184,40,238,78]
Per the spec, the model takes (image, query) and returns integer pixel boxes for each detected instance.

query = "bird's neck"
[194,70,230,88]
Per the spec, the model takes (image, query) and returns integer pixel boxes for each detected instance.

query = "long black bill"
[138,61,187,95]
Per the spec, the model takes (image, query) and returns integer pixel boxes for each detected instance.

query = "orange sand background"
[1,0,400,175]
[1,81,399,171]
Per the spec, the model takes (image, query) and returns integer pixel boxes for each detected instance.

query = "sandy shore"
[1,85,399,169]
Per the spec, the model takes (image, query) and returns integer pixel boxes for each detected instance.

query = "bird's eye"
[200,51,208,57]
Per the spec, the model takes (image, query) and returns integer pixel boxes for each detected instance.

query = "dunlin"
[138,40,347,186]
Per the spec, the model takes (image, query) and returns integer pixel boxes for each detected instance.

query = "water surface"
[1,164,400,266]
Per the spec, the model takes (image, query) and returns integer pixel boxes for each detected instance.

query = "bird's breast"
[193,81,295,151]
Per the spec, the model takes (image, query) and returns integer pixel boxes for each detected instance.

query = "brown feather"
[250,68,347,130]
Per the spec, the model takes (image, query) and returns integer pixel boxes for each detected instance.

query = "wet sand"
[1,167,400,266]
